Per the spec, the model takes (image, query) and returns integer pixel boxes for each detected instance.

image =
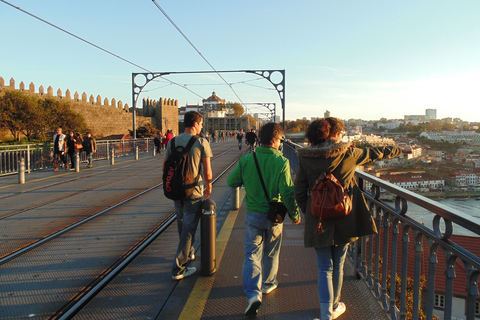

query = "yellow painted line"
[179,190,245,320]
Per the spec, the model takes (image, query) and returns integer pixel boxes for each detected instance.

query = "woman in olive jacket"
[295,118,403,320]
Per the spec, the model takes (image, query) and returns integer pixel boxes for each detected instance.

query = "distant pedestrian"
[154,131,163,153]
[236,129,244,150]
[295,117,405,320]
[82,132,96,168]
[228,122,301,317]
[245,129,257,153]
[52,127,67,171]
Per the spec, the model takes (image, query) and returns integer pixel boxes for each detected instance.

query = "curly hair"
[305,117,344,145]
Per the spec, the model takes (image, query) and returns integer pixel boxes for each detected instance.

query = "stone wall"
[0,77,179,139]
[142,97,179,136]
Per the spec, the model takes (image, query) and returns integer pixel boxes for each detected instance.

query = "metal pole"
[231,187,240,210]
[18,158,25,184]
[201,199,217,276]
[110,148,115,165]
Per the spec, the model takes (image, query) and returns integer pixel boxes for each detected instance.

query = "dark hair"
[305,117,344,145]
[184,111,203,128]
[259,122,284,146]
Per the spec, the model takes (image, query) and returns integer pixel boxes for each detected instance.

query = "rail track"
[0,140,245,320]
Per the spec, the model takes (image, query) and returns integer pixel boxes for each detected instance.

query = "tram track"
[0,141,244,320]
[0,145,239,261]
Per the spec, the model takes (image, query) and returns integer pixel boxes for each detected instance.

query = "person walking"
[245,129,258,153]
[52,127,67,171]
[294,117,405,320]
[163,111,213,280]
[82,131,96,168]
[66,131,76,170]
[236,129,244,150]
[227,122,301,317]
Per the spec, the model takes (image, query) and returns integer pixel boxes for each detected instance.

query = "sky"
[1,0,480,123]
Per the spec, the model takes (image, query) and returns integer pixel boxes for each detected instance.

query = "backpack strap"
[253,152,271,203]
[170,135,199,155]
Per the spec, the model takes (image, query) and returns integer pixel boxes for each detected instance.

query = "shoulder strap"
[183,135,199,153]
[253,152,270,202]
[171,136,199,155]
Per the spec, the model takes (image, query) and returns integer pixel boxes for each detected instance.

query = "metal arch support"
[132,72,171,140]
[131,69,285,139]
[244,70,285,128]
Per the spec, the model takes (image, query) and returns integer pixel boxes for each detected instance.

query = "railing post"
[26,145,31,174]
[18,157,25,184]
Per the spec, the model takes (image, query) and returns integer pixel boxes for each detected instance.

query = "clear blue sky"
[2,0,480,123]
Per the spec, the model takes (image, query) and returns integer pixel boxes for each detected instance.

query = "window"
[434,294,445,309]
[475,301,480,316]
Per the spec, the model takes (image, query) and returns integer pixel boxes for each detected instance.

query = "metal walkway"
[0,141,389,320]
[160,189,389,320]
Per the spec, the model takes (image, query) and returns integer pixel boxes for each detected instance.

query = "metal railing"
[0,138,155,176]
[283,141,480,320]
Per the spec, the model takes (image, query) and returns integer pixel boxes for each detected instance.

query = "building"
[178,104,203,122]
[405,108,437,123]
[449,171,479,187]
[202,91,226,118]
[379,173,445,191]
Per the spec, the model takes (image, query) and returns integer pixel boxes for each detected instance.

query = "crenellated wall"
[142,97,179,136]
[0,76,179,139]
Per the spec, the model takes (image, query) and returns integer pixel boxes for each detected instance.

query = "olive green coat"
[295,141,402,248]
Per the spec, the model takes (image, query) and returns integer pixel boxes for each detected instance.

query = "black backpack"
[163,136,200,200]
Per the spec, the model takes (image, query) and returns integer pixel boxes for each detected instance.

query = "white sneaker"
[332,302,346,319]
[244,297,261,316]
[262,283,277,294]
[172,267,196,280]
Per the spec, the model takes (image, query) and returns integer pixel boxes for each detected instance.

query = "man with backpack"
[163,111,213,280]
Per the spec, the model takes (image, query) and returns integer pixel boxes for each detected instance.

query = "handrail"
[282,140,480,320]
[0,138,155,176]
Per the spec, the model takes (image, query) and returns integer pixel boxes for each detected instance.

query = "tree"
[0,90,38,142]
[131,122,158,138]
[226,102,244,117]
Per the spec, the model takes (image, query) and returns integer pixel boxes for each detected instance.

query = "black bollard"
[201,198,217,276]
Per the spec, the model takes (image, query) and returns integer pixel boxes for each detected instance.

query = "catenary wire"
[1,0,206,101]
[151,0,251,113]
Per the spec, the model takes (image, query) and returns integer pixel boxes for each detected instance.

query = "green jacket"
[227,146,300,223]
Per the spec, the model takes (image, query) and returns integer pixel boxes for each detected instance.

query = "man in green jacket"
[227,122,301,317]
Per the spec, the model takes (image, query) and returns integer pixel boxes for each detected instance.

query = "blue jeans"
[172,198,202,277]
[86,151,93,166]
[243,211,283,301]
[315,244,349,308]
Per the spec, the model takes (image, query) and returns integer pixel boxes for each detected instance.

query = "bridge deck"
[0,140,388,320]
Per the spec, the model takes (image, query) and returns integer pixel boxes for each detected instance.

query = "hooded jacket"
[295,140,402,248]
[227,146,300,223]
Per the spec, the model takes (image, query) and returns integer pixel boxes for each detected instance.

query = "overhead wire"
[151,0,251,113]
[0,0,206,100]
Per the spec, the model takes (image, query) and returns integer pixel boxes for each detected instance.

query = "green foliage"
[131,122,158,138]
[285,119,310,133]
[226,102,244,117]
[0,90,87,142]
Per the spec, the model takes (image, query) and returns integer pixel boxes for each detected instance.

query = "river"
[407,198,480,236]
